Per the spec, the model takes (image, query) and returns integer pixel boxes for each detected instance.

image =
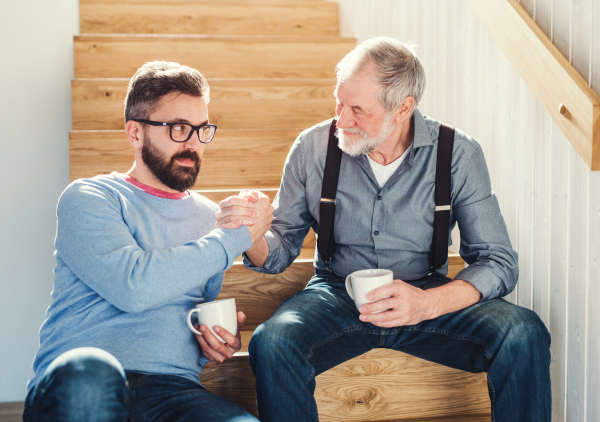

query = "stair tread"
[80,0,338,37]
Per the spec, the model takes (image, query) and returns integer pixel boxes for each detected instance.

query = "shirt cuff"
[454,264,504,302]
[207,226,252,270]
[243,230,282,273]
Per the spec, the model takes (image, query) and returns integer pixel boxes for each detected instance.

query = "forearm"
[425,279,482,320]
[244,236,269,268]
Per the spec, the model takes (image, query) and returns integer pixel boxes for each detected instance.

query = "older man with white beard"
[217,37,551,422]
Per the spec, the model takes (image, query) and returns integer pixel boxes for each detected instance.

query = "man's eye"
[173,125,184,132]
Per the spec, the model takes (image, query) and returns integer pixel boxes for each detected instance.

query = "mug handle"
[187,308,203,335]
[345,275,354,300]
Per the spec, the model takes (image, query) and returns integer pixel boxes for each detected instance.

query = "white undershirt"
[366,143,414,188]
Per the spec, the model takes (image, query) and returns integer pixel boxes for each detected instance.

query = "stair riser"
[74,36,356,78]
[72,79,336,130]
[80,1,339,36]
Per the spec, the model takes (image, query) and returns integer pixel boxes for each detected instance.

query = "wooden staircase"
[69,0,492,420]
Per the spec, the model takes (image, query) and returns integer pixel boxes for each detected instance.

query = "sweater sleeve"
[55,181,252,313]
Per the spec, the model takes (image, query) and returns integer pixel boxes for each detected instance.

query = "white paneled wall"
[333,1,600,421]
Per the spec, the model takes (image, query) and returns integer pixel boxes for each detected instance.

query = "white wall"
[334,1,600,421]
[0,0,79,402]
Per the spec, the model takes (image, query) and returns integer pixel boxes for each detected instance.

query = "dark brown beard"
[141,137,202,192]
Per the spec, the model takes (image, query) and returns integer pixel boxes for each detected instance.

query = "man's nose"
[336,106,354,128]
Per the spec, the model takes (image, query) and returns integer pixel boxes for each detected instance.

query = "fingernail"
[360,306,366,313]
[359,315,366,321]
[214,327,220,333]
[367,294,374,300]
[200,325,206,332]
[253,210,259,217]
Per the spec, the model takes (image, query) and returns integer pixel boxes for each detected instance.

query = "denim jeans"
[249,270,552,422]
[23,347,258,422]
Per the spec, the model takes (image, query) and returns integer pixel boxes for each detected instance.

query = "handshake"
[215,189,275,245]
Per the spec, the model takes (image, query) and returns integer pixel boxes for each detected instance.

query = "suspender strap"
[428,123,455,273]
[317,119,342,272]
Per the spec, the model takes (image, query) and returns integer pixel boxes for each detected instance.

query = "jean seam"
[403,326,492,360]
[487,376,496,422]
[304,325,366,385]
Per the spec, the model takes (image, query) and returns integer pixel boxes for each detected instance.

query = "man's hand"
[358,279,482,327]
[195,311,246,363]
[216,190,274,244]
[358,279,433,327]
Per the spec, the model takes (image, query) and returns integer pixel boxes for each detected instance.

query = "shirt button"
[377,195,382,200]
[374,231,379,235]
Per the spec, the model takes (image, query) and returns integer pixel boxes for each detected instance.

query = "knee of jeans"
[249,313,307,361]
[504,309,551,352]
[45,347,126,392]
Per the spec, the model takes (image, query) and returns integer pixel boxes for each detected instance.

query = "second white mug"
[345,269,393,312]
[186,298,237,343]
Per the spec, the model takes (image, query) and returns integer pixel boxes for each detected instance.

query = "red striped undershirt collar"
[123,175,190,199]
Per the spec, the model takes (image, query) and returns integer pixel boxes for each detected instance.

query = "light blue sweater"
[28,172,252,391]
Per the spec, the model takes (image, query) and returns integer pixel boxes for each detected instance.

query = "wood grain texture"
[315,349,490,421]
[220,260,314,330]
[73,35,356,79]
[69,129,298,189]
[80,0,339,36]
[201,344,490,421]
[465,0,600,170]
[71,78,336,130]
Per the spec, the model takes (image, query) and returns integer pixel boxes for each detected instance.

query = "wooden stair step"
[69,129,300,188]
[202,331,490,421]
[80,0,339,36]
[72,78,336,130]
[74,35,356,78]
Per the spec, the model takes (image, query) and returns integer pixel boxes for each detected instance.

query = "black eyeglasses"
[131,119,217,143]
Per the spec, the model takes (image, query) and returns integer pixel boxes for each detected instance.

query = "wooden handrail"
[466,0,600,171]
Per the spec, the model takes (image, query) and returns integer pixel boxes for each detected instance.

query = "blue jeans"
[23,347,258,422]
[249,270,552,422]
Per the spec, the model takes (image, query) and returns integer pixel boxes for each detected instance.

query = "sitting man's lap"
[249,270,551,422]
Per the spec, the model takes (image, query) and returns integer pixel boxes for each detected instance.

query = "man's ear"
[394,96,415,124]
[125,120,143,151]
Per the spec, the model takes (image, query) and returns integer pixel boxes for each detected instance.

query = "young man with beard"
[217,38,552,421]
[24,61,272,422]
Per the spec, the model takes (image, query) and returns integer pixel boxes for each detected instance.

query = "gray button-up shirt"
[244,109,518,301]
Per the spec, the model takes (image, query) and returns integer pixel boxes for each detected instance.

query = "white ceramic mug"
[345,269,393,312]
[186,298,237,343]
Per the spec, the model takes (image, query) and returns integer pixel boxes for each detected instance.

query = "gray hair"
[335,37,426,112]
[124,61,210,122]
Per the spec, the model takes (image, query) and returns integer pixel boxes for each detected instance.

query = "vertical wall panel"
[592,0,600,97]
[571,0,592,83]
[553,0,571,60]
[536,0,553,41]
[566,147,589,421]
[586,171,600,422]
[532,95,552,329]
[549,123,569,422]
[517,79,535,310]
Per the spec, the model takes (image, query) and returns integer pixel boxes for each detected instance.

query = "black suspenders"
[317,119,455,275]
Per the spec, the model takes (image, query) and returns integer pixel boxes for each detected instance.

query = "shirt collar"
[412,108,434,149]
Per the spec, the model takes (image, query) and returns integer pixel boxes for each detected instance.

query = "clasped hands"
[196,190,274,363]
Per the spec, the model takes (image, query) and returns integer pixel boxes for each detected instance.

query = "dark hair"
[124,61,210,122]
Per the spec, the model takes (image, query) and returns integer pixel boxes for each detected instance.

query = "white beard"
[336,112,396,157]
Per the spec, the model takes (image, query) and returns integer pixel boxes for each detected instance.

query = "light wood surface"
[69,129,298,189]
[73,35,356,79]
[203,334,490,421]
[465,0,600,170]
[80,0,339,36]
[220,260,313,330]
[71,78,336,130]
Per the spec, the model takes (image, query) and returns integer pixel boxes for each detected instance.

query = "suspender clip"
[321,198,336,205]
